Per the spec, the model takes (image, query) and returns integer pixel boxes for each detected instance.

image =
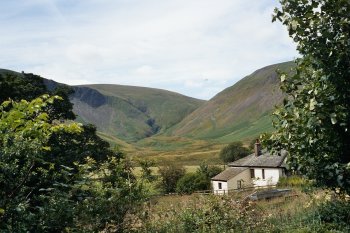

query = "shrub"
[277,175,313,187]
[176,173,208,194]
[137,195,267,232]
[219,141,250,163]
[317,199,350,227]
[158,164,185,193]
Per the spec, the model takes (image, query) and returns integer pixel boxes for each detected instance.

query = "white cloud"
[0,0,297,100]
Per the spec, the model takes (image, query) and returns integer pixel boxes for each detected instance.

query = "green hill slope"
[169,61,295,142]
[71,84,205,142]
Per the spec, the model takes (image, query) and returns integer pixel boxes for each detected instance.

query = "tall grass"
[132,188,350,233]
[277,175,314,188]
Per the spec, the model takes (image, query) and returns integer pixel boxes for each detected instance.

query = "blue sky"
[0,0,297,100]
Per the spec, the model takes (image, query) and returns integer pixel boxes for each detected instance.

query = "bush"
[277,175,313,187]
[0,96,145,232]
[137,195,267,232]
[176,173,208,194]
[158,164,185,193]
[317,199,350,227]
[197,162,223,179]
[175,163,224,194]
[219,141,250,163]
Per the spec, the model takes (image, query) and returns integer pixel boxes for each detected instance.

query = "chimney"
[254,139,262,157]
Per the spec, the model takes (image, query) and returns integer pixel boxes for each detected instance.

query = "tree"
[0,72,75,121]
[264,0,350,193]
[139,159,157,182]
[158,164,185,193]
[46,123,113,166]
[197,162,223,180]
[176,173,208,194]
[0,96,144,231]
[219,142,250,163]
[0,72,46,102]
[176,163,223,194]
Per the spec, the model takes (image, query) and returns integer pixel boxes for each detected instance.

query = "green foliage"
[158,164,185,193]
[196,162,223,180]
[316,198,350,227]
[0,71,75,121]
[139,159,157,182]
[72,156,144,232]
[137,190,350,233]
[277,175,314,188]
[0,96,145,232]
[47,123,113,165]
[265,0,350,193]
[219,141,250,163]
[138,195,267,232]
[176,163,223,194]
[176,173,208,194]
[0,72,46,102]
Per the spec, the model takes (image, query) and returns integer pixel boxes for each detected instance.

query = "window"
[218,182,222,189]
[250,169,255,178]
[237,180,242,189]
[262,169,265,179]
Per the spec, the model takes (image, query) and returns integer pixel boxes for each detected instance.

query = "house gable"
[212,146,288,194]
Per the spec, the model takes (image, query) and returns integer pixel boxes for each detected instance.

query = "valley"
[1,61,295,166]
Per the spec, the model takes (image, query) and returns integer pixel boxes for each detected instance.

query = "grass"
[135,187,350,232]
[169,61,295,142]
[76,83,205,142]
[214,114,274,143]
[132,165,201,177]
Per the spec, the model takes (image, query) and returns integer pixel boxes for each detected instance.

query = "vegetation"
[219,141,250,163]
[265,0,350,193]
[136,188,350,232]
[0,87,145,231]
[72,84,204,142]
[176,163,223,194]
[0,71,75,121]
[277,175,314,189]
[158,164,186,193]
[170,62,295,141]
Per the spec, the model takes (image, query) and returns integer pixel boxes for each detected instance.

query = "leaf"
[309,98,317,110]
[330,113,337,124]
[42,146,51,151]
[291,20,298,30]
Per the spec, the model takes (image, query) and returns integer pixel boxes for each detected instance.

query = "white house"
[211,140,287,194]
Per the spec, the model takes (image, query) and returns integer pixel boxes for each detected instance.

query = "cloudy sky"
[0,0,297,100]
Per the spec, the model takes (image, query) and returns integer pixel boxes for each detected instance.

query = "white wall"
[253,168,283,187]
[212,169,252,194]
[212,180,228,195]
[212,167,286,194]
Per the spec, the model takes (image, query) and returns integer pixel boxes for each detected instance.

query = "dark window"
[250,169,255,178]
[262,169,265,179]
[237,180,242,189]
[218,182,222,189]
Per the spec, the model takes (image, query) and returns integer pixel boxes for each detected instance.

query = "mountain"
[169,61,295,142]
[70,84,205,142]
[1,61,294,146]
[0,68,204,143]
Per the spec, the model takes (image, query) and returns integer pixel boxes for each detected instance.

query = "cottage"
[211,140,287,194]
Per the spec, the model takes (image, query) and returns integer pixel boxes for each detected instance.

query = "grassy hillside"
[2,62,295,166]
[169,61,295,142]
[71,84,205,142]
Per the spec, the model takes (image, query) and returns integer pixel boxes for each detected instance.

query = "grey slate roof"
[227,149,287,168]
[211,167,248,181]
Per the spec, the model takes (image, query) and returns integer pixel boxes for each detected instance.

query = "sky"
[0,0,298,100]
